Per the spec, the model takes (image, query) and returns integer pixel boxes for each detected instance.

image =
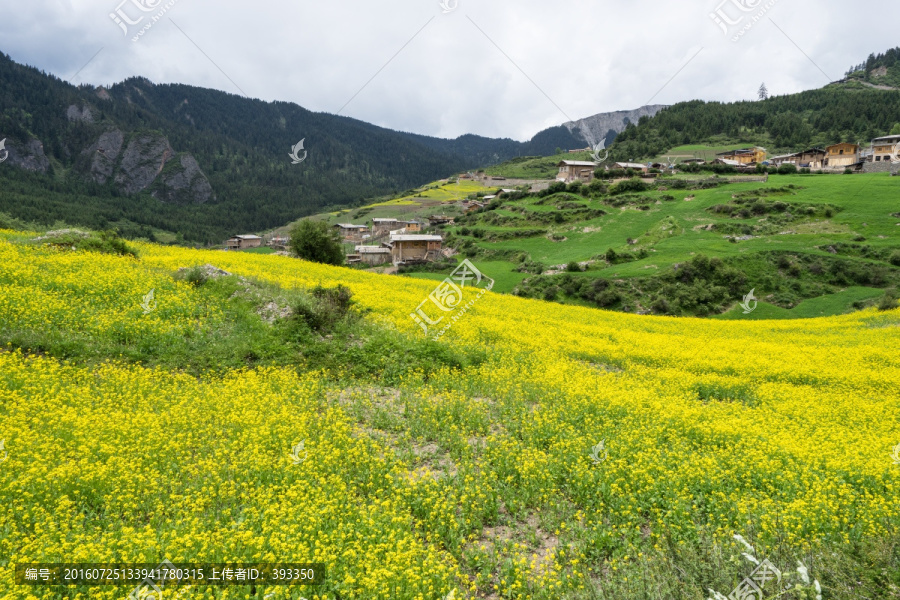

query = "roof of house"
[769,153,798,161]
[873,135,900,143]
[372,218,399,223]
[389,235,443,243]
[558,160,598,167]
[715,158,742,166]
[355,245,391,253]
[826,142,859,149]
[335,223,368,229]
[796,148,827,155]
[230,235,261,240]
[613,162,648,169]
[482,195,497,200]
[717,147,766,156]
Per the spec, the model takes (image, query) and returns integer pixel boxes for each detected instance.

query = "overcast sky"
[1,1,897,141]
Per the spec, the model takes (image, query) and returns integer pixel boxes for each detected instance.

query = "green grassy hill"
[342,169,900,318]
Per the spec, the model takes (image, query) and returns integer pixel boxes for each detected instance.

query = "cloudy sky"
[1,1,897,141]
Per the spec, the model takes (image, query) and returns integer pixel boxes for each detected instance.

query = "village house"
[428,215,454,226]
[225,234,262,250]
[871,135,900,163]
[387,234,443,264]
[267,236,289,249]
[612,162,649,173]
[716,147,767,164]
[371,218,400,236]
[824,143,860,168]
[334,223,369,241]
[793,148,827,169]
[353,245,392,266]
[556,160,597,183]
[403,220,423,233]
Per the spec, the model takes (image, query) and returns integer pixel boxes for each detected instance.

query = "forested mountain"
[845,47,900,88]
[0,49,661,243]
[0,51,486,243]
[610,86,900,160]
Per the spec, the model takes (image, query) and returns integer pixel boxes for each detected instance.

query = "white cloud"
[1,0,897,141]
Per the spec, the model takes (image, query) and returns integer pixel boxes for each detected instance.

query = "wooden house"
[824,143,860,168]
[871,135,900,163]
[612,162,649,173]
[716,147,766,164]
[334,223,369,241]
[226,235,262,250]
[354,245,392,266]
[371,218,400,236]
[387,234,443,264]
[556,160,597,183]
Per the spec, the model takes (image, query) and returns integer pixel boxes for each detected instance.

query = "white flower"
[733,534,756,555]
[796,561,810,584]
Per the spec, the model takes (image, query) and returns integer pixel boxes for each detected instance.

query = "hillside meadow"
[0,231,899,599]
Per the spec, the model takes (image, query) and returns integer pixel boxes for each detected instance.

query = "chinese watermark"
[289,139,308,165]
[141,289,157,315]
[709,0,779,43]
[439,0,458,14]
[590,139,609,163]
[128,559,178,600]
[589,440,608,464]
[410,259,493,340]
[0,139,8,163]
[708,535,821,600]
[739,289,758,314]
[290,440,307,465]
[110,0,182,43]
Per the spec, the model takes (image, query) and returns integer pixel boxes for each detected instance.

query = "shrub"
[777,164,798,175]
[878,291,899,311]
[566,261,582,272]
[288,220,344,265]
[610,178,650,195]
[290,285,356,333]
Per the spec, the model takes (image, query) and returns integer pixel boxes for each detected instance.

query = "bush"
[288,220,344,265]
[566,261,582,272]
[290,285,356,332]
[610,178,650,195]
[889,251,900,267]
[878,291,899,311]
[777,164,798,175]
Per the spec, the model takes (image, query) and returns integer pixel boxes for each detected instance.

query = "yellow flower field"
[0,232,898,599]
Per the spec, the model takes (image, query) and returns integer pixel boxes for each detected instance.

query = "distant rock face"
[66,104,95,123]
[562,105,667,146]
[152,154,215,204]
[84,130,125,184]
[114,133,175,195]
[2,138,51,173]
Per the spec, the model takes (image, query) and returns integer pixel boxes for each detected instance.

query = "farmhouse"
[824,143,860,168]
[871,135,900,163]
[428,215,454,226]
[334,223,369,241]
[225,235,262,250]
[716,147,766,164]
[387,234,443,264]
[267,236,288,249]
[371,218,400,236]
[612,162,649,173]
[556,160,597,183]
[353,245,392,266]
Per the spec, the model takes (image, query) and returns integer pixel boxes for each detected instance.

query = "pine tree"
[758,83,769,101]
